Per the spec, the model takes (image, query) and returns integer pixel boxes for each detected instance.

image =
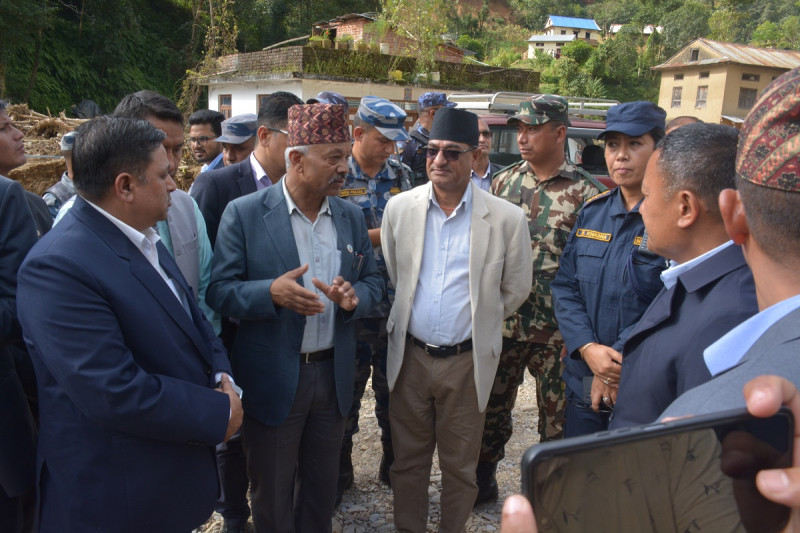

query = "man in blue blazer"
[610,123,758,428]
[208,103,384,532]
[191,92,303,247]
[17,116,242,532]
[0,100,38,533]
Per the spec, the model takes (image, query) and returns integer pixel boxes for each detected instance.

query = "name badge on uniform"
[389,187,401,195]
[633,236,643,246]
[576,228,612,242]
[339,188,367,198]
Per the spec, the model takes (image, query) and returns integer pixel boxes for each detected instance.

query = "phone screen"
[522,409,793,533]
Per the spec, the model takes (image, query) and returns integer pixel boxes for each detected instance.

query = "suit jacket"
[207,183,385,426]
[191,158,257,246]
[610,244,758,428]
[661,306,800,420]
[0,176,38,498]
[380,181,533,411]
[17,197,232,532]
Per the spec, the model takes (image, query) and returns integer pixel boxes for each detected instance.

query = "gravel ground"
[199,377,540,532]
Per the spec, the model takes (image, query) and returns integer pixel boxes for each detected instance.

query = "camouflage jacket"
[492,159,606,344]
[339,156,414,317]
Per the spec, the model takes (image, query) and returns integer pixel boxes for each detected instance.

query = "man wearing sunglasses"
[381,107,533,533]
[399,91,455,186]
[192,92,303,247]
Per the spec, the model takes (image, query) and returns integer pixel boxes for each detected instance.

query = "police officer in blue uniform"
[552,101,668,437]
[336,96,414,502]
[399,92,455,186]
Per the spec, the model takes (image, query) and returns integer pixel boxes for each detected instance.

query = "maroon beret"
[287,103,350,147]
[737,67,800,192]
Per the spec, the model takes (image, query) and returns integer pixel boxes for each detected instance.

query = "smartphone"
[522,408,793,533]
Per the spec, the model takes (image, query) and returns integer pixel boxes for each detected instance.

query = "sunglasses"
[425,146,476,162]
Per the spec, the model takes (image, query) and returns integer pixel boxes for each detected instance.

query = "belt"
[408,334,472,358]
[300,348,334,364]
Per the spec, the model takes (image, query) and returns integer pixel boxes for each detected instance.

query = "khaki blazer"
[381,181,533,411]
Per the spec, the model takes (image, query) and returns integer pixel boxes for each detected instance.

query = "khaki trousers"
[389,339,485,533]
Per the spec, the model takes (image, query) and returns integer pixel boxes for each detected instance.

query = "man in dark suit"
[0,100,38,533]
[17,116,242,532]
[660,66,800,420]
[610,123,758,428]
[471,117,502,191]
[208,103,384,532]
[192,92,303,246]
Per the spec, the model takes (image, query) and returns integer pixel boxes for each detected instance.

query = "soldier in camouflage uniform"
[336,96,414,503]
[475,95,606,504]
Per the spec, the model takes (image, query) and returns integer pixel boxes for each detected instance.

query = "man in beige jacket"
[381,107,532,533]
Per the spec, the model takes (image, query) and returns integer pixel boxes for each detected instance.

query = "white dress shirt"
[408,184,473,346]
[282,178,340,352]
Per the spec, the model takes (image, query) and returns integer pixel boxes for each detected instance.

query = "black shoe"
[474,461,499,507]
[378,446,393,487]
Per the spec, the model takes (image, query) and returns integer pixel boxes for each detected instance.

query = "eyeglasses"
[479,130,492,138]
[268,127,288,135]
[188,136,216,144]
[425,146,476,161]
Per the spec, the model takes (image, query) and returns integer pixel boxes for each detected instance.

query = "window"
[742,73,760,82]
[557,43,564,46]
[573,30,579,36]
[738,88,757,109]
[671,87,682,108]
[561,30,566,35]
[690,48,699,61]
[674,73,684,81]
[219,95,232,118]
[699,71,709,78]
[585,31,591,39]
[696,86,708,109]
[536,42,544,47]
[257,94,272,113]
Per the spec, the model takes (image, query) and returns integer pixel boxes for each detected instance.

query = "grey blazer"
[660,306,800,420]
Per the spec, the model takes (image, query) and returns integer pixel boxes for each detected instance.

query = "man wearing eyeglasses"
[381,107,532,533]
[192,92,303,247]
[188,109,225,172]
[476,95,606,505]
[471,118,503,191]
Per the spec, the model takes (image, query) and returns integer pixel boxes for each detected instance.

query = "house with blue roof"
[527,15,602,58]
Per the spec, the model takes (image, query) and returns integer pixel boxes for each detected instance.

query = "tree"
[750,20,781,47]
[379,0,449,74]
[708,7,749,42]
[660,1,711,55]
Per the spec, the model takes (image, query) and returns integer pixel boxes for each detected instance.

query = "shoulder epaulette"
[584,188,614,205]
[494,160,525,177]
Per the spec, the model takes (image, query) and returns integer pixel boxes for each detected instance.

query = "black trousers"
[241,359,345,533]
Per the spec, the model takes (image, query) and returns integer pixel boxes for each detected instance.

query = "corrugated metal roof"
[546,16,601,31]
[654,38,800,70]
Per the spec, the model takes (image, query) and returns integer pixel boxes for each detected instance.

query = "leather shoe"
[378,448,393,487]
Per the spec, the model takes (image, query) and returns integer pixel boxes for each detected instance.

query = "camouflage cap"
[356,96,410,141]
[737,66,800,193]
[287,103,350,147]
[508,95,570,127]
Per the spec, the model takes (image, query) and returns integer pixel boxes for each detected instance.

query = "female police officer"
[552,101,668,437]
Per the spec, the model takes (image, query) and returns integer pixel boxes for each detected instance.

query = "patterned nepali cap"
[287,103,350,147]
[737,67,800,192]
[508,94,570,127]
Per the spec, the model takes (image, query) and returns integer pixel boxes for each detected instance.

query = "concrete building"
[653,38,800,125]
[527,15,601,58]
